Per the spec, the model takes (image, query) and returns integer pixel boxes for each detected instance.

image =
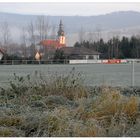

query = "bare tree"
[27,21,36,59]
[0,21,11,48]
[20,27,28,58]
[96,27,102,41]
[110,31,120,59]
[94,24,102,51]
[36,15,50,41]
[79,26,85,44]
[50,24,56,39]
[28,21,36,45]
[88,32,94,43]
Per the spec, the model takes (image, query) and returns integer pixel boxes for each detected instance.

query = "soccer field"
[0,63,140,87]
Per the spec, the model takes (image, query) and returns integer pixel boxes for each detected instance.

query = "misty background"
[0,11,140,46]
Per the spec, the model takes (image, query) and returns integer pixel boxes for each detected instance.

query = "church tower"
[57,20,66,46]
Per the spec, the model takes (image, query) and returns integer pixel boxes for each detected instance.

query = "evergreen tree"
[73,35,140,59]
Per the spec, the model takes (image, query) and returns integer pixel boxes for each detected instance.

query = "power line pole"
[131,60,135,87]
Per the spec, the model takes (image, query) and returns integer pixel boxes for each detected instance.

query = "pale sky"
[0,2,140,16]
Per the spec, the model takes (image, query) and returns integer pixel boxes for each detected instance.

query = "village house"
[60,47,100,60]
[0,48,4,60]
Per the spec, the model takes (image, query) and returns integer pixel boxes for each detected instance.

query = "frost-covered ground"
[0,64,140,87]
[0,70,140,137]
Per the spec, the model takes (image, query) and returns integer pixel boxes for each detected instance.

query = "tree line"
[0,16,57,60]
[74,36,140,59]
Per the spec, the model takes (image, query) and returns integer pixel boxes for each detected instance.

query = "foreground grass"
[0,69,140,137]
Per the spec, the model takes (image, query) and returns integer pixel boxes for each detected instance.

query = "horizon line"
[0,10,140,16]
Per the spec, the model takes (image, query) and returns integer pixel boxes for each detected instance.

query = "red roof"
[40,39,66,48]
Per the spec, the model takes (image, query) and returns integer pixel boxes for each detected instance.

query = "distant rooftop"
[60,47,100,55]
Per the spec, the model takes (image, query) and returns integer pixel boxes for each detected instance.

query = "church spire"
[57,19,66,46]
[58,19,64,36]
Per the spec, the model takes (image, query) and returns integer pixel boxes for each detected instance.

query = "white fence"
[69,60,102,64]
[1,59,140,65]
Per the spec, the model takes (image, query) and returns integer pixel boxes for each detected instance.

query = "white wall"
[69,59,102,64]
[0,52,3,60]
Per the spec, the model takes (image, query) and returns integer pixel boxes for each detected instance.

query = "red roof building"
[40,39,65,49]
[39,20,66,49]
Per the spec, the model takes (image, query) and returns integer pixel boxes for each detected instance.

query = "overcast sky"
[0,2,140,16]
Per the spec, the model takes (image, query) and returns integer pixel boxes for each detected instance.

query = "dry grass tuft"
[123,96,139,121]
[86,88,139,122]
[0,116,24,127]
[0,128,14,137]
[0,127,24,137]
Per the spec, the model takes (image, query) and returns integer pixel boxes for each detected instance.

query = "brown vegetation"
[0,69,140,137]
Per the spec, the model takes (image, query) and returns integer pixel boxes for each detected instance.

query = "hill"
[0,11,140,45]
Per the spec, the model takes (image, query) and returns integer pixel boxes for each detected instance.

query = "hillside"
[0,11,140,45]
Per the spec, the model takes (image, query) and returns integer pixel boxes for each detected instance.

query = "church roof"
[60,47,100,55]
[40,39,60,47]
[40,39,66,48]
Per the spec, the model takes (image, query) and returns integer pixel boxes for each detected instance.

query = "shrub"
[0,116,24,127]
[0,127,24,137]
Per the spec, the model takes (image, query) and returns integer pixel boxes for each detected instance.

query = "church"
[39,20,66,49]
[37,20,66,60]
